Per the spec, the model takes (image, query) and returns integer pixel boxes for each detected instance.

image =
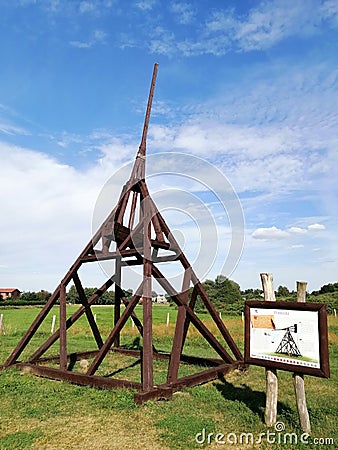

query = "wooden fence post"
[51,315,56,334]
[293,281,311,434]
[0,313,5,335]
[260,273,278,427]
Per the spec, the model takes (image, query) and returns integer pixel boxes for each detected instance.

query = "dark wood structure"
[1,64,244,403]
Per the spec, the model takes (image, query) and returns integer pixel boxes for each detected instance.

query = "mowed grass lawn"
[0,305,337,449]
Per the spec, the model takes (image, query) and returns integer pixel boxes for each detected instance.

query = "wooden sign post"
[260,273,278,427]
[293,281,311,433]
[246,276,329,432]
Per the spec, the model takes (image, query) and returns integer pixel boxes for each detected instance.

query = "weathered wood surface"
[260,273,278,427]
[294,281,311,434]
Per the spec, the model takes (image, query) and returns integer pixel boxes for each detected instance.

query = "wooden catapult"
[2,64,244,403]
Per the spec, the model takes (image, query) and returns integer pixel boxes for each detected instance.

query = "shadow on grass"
[215,379,298,427]
[104,358,141,377]
[123,337,142,350]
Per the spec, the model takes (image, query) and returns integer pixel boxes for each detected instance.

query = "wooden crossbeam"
[152,266,235,363]
[167,267,192,383]
[29,277,116,363]
[73,272,104,349]
[86,284,143,376]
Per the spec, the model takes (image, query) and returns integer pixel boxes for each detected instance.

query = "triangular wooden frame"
[2,64,244,403]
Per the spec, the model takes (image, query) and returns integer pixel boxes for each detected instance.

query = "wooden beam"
[86,286,143,376]
[293,281,311,434]
[152,266,234,363]
[59,284,67,371]
[181,285,198,353]
[134,362,237,404]
[169,362,235,390]
[18,363,141,390]
[260,272,278,427]
[29,277,116,363]
[73,273,104,349]
[142,210,154,391]
[195,279,243,361]
[114,259,122,347]
[167,268,191,383]
[4,284,62,366]
[81,249,140,263]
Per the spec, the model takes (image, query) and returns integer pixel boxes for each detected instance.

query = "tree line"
[2,279,338,314]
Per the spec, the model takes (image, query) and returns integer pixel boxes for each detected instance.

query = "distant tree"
[21,291,38,303]
[307,291,338,314]
[124,289,133,300]
[215,275,227,285]
[319,283,336,294]
[241,288,263,299]
[276,285,290,297]
[195,275,243,314]
[101,290,115,305]
[67,285,79,304]
[241,288,253,296]
[36,290,51,303]
[66,285,116,305]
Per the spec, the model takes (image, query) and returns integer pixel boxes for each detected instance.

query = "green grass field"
[0,305,337,449]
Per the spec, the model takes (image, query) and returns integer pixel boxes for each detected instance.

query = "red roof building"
[0,288,21,300]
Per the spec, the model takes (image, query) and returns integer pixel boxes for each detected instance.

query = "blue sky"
[0,0,337,293]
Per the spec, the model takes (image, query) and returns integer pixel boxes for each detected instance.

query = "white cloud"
[288,227,307,234]
[145,0,338,56]
[79,1,95,13]
[70,29,106,49]
[136,0,156,11]
[252,226,289,240]
[171,2,195,25]
[290,244,305,249]
[230,0,319,51]
[0,140,244,290]
[149,120,307,194]
[0,123,30,136]
[151,121,300,158]
[145,56,338,204]
[149,27,176,56]
[321,0,338,24]
[308,223,326,231]
[119,33,137,50]
[0,141,112,290]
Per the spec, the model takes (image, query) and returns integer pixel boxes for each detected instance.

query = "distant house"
[0,288,21,300]
[152,294,168,304]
